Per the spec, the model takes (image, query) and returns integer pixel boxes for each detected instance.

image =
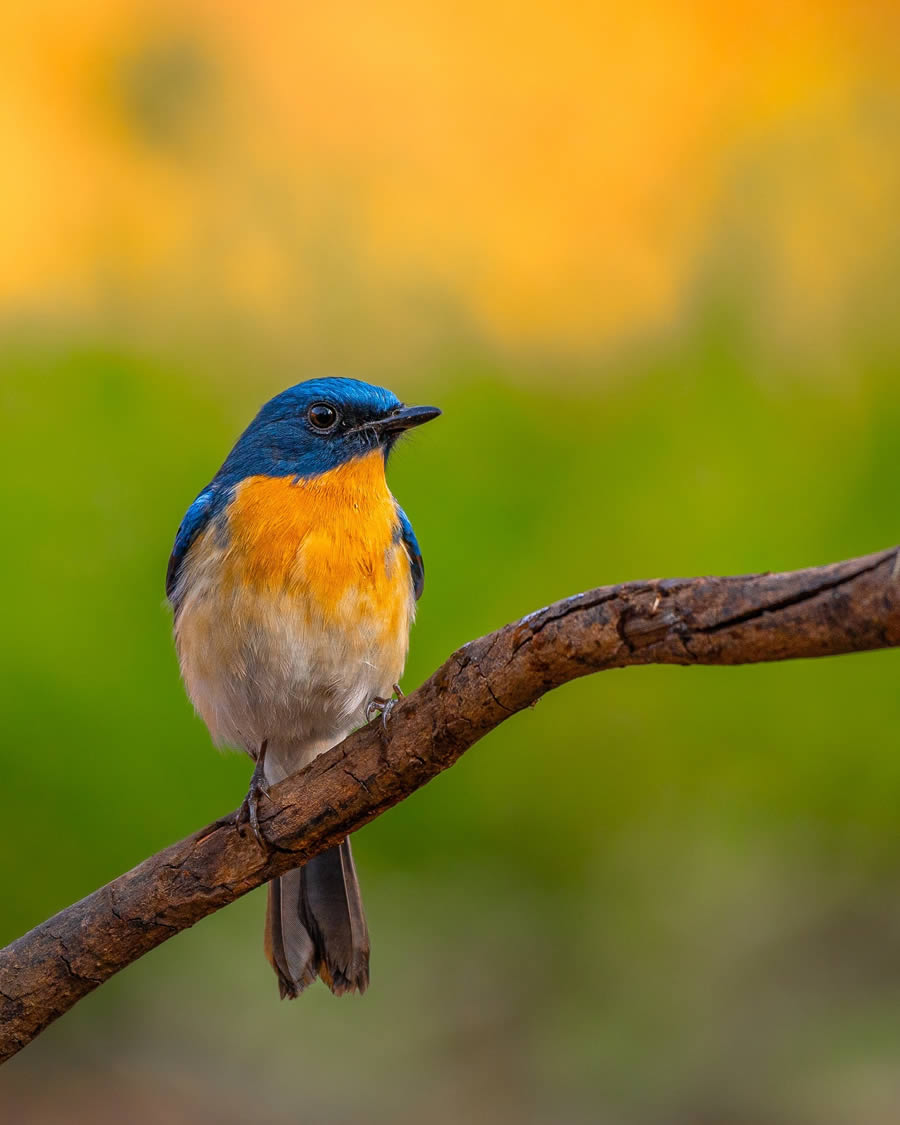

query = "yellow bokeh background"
[2,1,898,353]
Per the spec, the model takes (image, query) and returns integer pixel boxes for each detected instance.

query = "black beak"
[376,404,442,435]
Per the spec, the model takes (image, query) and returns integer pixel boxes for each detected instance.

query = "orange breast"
[223,452,411,634]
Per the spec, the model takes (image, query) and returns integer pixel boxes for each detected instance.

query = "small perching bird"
[166,378,440,997]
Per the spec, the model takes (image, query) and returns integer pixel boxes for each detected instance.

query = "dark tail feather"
[264,870,317,998]
[264,840,370,998]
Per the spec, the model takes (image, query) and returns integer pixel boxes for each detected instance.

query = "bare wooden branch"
[2,545,899,1062]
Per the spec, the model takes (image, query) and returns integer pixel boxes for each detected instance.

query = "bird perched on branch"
[166,378,440,997]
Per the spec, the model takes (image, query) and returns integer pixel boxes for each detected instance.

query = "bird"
[166,378,440,997]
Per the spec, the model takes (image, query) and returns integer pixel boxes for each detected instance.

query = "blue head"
[216,377,441,485]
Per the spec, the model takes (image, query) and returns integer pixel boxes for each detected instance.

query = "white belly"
[174,578,411,777]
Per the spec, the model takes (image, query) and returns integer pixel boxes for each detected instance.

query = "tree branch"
[3,545,900,1062]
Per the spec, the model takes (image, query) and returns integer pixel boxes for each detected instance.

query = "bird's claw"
[365,696,394,727]
[235,741,271,850]
[236,781,271,848]
[365,684,404,730]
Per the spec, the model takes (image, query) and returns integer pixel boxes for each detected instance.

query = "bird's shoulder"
[394,503,425,601]
[166,485,225,603]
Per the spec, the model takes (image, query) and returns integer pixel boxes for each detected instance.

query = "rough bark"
[2,545,899,1062]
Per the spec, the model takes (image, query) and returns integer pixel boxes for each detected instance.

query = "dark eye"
[307,402,339,431]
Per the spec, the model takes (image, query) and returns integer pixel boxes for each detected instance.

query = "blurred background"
[2,2,900,1122]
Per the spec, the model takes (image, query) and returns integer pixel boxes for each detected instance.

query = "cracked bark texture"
[2,545,900,1062]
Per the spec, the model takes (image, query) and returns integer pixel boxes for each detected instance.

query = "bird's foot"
[235,740,272,849]
[365,684,404,730]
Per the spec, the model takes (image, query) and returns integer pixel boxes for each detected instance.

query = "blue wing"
[395,504,425,600]
[166,487,218,604]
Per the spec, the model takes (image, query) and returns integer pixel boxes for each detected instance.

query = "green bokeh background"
[2,303,900,1122]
